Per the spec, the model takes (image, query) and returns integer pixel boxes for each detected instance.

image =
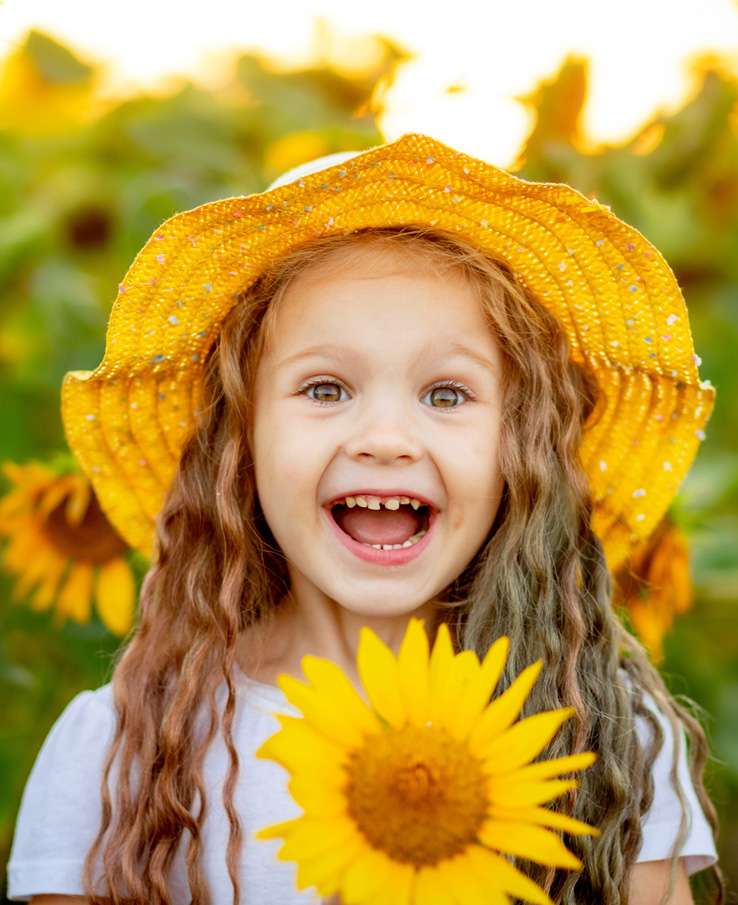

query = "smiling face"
[251,242,505,622]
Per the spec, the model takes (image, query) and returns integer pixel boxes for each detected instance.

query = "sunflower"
[253,617,600,905]
[613,514,693,663]
[0,461,135,636]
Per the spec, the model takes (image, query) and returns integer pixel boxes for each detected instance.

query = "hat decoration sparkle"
[61,132,714,568]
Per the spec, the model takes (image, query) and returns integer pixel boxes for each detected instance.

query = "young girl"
[6,133,723,905]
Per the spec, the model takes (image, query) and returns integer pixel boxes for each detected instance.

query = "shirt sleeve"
[634,689,719,876]
[6,687,118,901]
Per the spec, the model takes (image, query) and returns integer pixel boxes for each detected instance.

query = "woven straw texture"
[61,132,714,567]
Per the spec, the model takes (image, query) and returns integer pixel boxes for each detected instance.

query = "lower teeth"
[362,528,428,551]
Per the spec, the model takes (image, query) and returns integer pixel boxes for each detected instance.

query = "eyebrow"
[277,341,497,373]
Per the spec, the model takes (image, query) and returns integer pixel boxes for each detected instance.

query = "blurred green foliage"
[0,30,736,901]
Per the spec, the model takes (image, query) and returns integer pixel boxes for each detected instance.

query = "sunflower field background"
[0,28,737,900]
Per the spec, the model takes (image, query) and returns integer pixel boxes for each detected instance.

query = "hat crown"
[267,149,363,191]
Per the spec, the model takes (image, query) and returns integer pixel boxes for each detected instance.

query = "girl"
[6,133,723,905]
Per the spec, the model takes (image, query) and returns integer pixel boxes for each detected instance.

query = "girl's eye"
[296,378,474,411]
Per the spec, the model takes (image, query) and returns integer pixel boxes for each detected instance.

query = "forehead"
[268,242,484,345]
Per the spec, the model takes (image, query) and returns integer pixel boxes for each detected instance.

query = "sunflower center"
[343,724,489,867]
[40,495,127,564]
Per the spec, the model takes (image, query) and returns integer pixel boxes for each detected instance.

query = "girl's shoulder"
[617,667,719,875]
[6,685,119,900]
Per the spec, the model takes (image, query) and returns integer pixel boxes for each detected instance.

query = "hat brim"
[61,132,714,565]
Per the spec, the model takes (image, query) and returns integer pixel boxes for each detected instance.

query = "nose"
[343,398,424,464]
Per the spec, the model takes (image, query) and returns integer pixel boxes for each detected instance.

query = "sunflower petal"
[95,557,135,636]
[466,844,554,905]
[30,553,66,611]
[480,707,577,774]
[444,636,510,741]
[397,616,432,728]
[252,816,303,841]
[294,830,365,895]
[287,773,347,817]
[506,752,597,782]
[356,625,406,729]
[37,475,76,519]
[299,655,383,738]
[276,673,369,747]
[64,477,91,525]
[56,561,93,623]
[487,777,579,807]
[341,846,398,905]
[254,714,348,776]
[276,815,359,861]
[488,804,601,837]
[479,820,582,869]
[468,660,543,757]
[440,851,506,905]
[414,864,459,905]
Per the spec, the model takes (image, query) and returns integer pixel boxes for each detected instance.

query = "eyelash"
[296,376,475,412]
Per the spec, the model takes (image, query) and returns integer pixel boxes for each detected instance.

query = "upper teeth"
[336,495,425,510]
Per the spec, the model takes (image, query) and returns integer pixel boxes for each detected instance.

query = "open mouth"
[326,496,434,552]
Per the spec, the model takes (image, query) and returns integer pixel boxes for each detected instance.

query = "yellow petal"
[466,844,554,905]
[487,776,579,808]
[444,636,510,741]
[37,475,76,519]
[397,616,432,728]
[95,557,135,636]
[276,815,359,861]
[488,804,601,838]
[375,860,415,905]
[438,851,504,905]
[356,625,406,729]
[433,650,479,737]
[479,820,582,869]
[30,553,66,611]
[287,773,347,817]
[414,864,459,905]
[276,674,370,747]
[55,561,93,624]
[64,476,91,525]
[255,714,348,777]
[468,660,543,757]
[299,654,383,738]
[12,542,57,599]
[252,816,302,841]
[294,829,365,895]
[506,751,597,782]
[340,845,398,905]
[481,707,576,774]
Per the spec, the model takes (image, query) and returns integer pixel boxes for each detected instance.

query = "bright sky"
[1,0,737,167]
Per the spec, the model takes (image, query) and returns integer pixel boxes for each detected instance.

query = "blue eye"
[297,378,474,411]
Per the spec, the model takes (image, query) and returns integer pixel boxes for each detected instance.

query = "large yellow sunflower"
[253,617,600,905]
[0,461,135,636]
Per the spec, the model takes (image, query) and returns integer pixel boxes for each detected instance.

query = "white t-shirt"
[6,665,718,903]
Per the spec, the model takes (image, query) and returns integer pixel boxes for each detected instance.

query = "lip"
[321,503,438,566]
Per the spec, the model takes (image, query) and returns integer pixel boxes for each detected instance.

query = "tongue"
[333,506,421,545]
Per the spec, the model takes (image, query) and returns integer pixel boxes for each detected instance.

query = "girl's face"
[252,244,504,621]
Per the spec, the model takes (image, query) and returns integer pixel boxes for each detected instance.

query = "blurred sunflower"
[253,617,599,905]
[0,461,135,636]
[614,514,693,663]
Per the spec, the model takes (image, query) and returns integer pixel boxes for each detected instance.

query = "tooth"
[410,499,421,510]
[367,496,381,510]
[345,496,356,507]
[383,498,401,510]
[355,496,368,507]
[399,496,410,504]
[401,538,413,548]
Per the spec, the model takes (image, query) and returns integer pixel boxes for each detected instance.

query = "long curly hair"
[82,225,725,905]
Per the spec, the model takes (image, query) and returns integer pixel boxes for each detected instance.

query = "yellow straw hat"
[61,132,714,568]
